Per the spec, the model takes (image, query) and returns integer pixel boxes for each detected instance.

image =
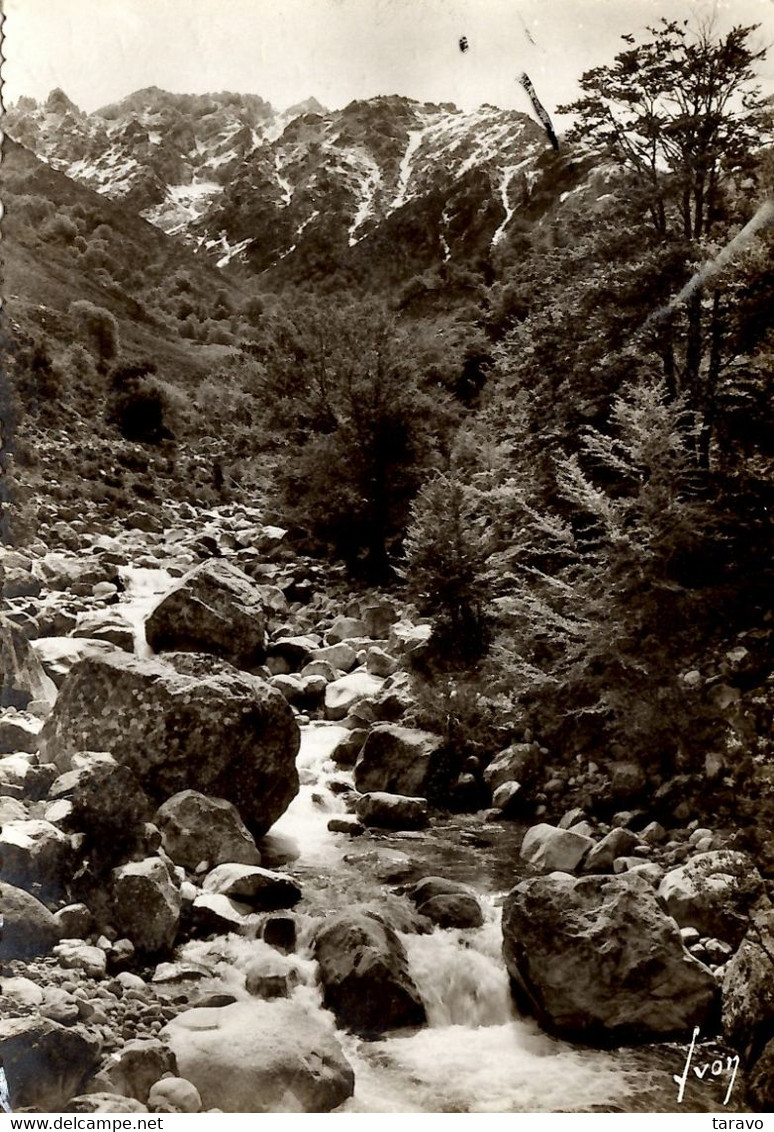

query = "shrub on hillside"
[70,300,120,371]
[106,362,172,445]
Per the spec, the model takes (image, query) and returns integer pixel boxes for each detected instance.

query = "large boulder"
[748,1039,774,1112]
[111,858,182,954]
[0,881,59,959]
[313,909,427,1037]
[38,652,299,835]
[156,790,261,869]
[722,909,774,1066]
[355,791,429,830]
[353,724,444,797]
[145,559,266,668]
[202,863,301,909]
[519,823,595,873]
[324,671,383,721]
[0,1016,101,1110]
[502,872,718,1043]
[0,614,57,709]
[163,999,355,1112]
[657,850,769,946]
[484,742,541,794]
[0,819,73,899]
[31,637,121,688]
[49,752,152,840]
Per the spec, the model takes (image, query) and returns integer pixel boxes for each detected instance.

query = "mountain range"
[4,86,611,286]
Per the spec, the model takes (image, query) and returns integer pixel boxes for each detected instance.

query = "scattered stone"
[704,938,733,964]
[54,940,108,979]
[202,863,302,909]
[722,910,774,1065]
[326,616,367,644]
[191,894,259,936]
[356,791,429,830]
[657,850,769,946]
[163,999,355,1112]
[54,903,93,939]
[1,976,44,1008]
[609,761,647,800]
[641,821,667,846]
[0,818,72,898]
[112,858,182,954]
[583,828,639,874]
[365,647,399,677]
[324,671,383,721]
[408,877,484,930]
[244,954,301,999]
[491,780,525,816]
[484,743,540,794]
[327,816,365,836]
[747,1038,774,1111]
[49,752,152,841]
[502,872,717,1043]
[72,611,135,651]
[32,636,121,689]
[314,909,426,1037]
[98,1038,177,1103]
[66,1094,148,1113]
[0,1016,101,1110]
[520,823,594,874]
[156,789,261,869]
[0,710,43,754]
[1,613,58,709]
[41,987,80,1026]
[0,881,60,959]
[558,807,586,830]
[262,915,297,953]
[267,636,319,672]
[329,729,367,767]
[147,1077,202,1114]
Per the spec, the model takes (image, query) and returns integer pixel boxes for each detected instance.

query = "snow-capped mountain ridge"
[7,86,595,282]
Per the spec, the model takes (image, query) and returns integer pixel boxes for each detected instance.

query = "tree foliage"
[258,298,454,577]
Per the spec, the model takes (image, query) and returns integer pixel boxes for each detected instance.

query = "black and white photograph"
[1,0,774,1116]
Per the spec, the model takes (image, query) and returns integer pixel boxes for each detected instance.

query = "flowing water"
[258,725,744,1112]
[114,579,745,1113]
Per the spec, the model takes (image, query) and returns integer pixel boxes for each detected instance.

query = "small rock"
[147,1076,202,1114]
[54,903,93,939]
[262,915,297,953]
[356,791,428,830]
[520,823,594,873]
[327,816,365,836]
[54,940,108,979]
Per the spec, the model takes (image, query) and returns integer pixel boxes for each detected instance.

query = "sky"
[4,0,774,125]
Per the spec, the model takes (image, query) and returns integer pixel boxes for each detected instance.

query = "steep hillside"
[0,137,272,538]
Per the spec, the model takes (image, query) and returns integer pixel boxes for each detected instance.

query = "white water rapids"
[113,571,686,1112]
[251,725,657,1112]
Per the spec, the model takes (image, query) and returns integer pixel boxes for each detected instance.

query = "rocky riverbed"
[1,502,773,1113]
